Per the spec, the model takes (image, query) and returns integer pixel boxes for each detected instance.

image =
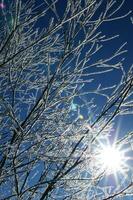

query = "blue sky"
[0,0,133,199]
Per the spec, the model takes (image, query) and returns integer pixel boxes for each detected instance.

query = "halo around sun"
[96,143,129,176]
[98,145,125,174]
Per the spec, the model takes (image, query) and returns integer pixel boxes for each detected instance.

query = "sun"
[99,146,124,173]
[97,144,128,175]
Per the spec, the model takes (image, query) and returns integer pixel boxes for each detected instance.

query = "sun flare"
[97,144,127,175]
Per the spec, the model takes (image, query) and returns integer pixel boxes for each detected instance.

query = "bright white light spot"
[79,114,84,120]
[97,145,126,175]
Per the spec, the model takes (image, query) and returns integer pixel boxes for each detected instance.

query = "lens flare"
[99,146,123,173]
[0,2,5,9]
[96,144,128,175]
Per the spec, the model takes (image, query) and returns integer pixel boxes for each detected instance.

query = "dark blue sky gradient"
[3,0,131,139]
[48,0,133,140]
[0,1,133,198]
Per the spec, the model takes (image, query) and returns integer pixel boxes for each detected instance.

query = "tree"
[0,0,133,199]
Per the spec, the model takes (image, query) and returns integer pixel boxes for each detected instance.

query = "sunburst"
[97,144,127,175]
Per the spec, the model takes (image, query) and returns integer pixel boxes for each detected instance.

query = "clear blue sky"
[0,0,132,199]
